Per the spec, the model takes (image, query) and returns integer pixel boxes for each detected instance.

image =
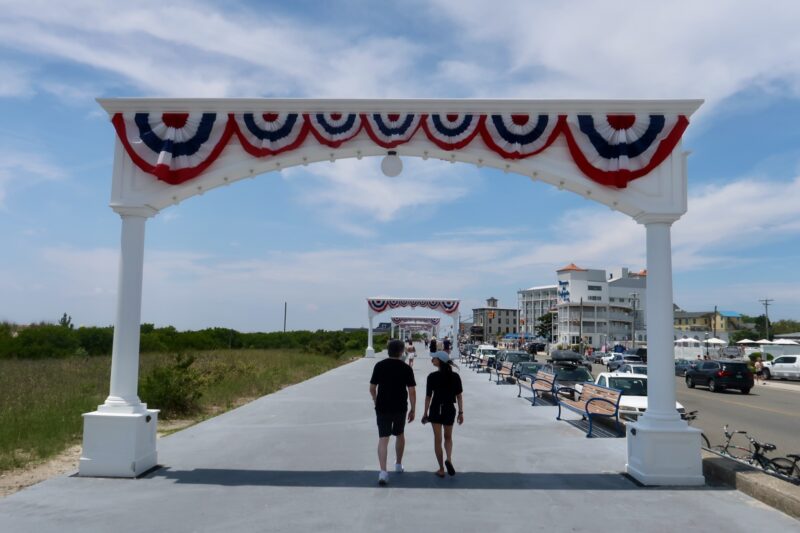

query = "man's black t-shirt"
[429,339,437,352]
[426,370,463,408]
[443,338,451,351]
[370,358,416,414]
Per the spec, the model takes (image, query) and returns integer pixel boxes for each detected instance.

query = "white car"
[763,355,800,380]
[601,353,618,365]
[619,364,648,375]
[475,345,500,362]
[583,372,685,421]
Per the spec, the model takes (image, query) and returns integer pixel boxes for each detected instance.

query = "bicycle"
[744,435,785,475]
[710,424,752,460]
[682,411,710,448]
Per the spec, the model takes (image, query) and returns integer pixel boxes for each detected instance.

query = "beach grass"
[0,349,352,473]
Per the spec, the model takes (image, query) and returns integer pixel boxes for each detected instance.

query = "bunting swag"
[234,113,308,157]
[480,114,561,159]
[112,111,689,188]
[562,114,690,188]
[368,299,460,316]
[112,112,234,185]
[390,317,441,326]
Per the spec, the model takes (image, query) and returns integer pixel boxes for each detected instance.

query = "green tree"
[535,312,554,341]
[58,313,74,330]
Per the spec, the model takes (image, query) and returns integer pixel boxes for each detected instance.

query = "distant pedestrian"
[443,337,452,354]
[370,339,416,486]
[754,357,766,385]
[429,337,437,354]
[406,339,416,368]
[421,351,464,478]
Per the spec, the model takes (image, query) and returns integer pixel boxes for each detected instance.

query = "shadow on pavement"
[148,468,728,491]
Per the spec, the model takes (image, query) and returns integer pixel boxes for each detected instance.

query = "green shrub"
[12,324,80,358]
[139,354,203,418]
[76,326,114,356]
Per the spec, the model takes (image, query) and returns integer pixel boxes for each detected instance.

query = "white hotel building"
[518,264,647,349]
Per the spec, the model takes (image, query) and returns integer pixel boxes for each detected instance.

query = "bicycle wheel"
[769,457,799,478]
[701,433,710,449]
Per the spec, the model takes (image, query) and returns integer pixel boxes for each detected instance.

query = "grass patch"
[0,349,352,473]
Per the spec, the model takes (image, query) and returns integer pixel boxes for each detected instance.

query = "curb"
[702,450,800,520]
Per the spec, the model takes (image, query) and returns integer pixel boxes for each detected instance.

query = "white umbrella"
[736,338,755,344]
[755,339,773,344]
[705,337,726,345]
[773,339,799,345]
[674,338,691,344]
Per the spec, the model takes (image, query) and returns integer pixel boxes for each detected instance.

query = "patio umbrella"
[755,339,773,344]
[736,338,755,344]
[705,337,726,344]
[772,339,799,345]
[674,338,691,344]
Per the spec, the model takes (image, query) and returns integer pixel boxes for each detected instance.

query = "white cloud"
[284,157,477,234]
[0,148,65,207]
[428,0,800,111]
[0,62,31,97]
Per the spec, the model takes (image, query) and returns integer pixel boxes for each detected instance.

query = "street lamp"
[704,332,709,359]
[629,292,639,350]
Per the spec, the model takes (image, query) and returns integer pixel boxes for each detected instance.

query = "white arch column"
[366,313,375,358]
[79,206,159,477]
[626,214,703,485]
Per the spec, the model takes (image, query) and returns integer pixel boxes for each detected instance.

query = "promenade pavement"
[1,352,797,532]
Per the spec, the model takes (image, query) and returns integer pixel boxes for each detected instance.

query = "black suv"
[685,360,753,394]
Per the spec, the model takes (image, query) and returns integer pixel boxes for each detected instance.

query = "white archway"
[367,299,459,356]
[82,98,704,487]
[389,316,441,340]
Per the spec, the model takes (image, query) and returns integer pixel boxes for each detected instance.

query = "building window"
[588,285,602,291]
[588,296,601,301]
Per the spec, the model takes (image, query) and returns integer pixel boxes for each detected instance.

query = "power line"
[759,298,774,339]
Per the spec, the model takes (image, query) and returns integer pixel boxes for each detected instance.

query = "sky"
[0,0,799,331]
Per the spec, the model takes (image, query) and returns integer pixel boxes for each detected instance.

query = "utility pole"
[759,298,774,339]
[630,292,639,350]
[283,301,287,332]
[713,304,717,339]
[579,297,583,353]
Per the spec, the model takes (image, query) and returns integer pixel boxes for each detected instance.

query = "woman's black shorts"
[428,403,456,426]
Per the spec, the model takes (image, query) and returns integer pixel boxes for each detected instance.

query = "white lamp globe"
[381,151,403,177]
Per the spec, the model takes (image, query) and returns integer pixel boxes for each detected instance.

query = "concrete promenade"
[1,354,797,532]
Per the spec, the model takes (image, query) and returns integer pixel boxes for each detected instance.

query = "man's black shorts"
[376,411,406,437]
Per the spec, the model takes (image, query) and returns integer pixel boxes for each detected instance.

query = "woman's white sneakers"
[394,463,404,473]
[378,471,389,486]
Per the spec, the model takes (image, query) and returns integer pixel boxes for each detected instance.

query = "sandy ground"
[0,419,194,498]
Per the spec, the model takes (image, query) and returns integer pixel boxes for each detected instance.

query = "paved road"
[675,376,800,458]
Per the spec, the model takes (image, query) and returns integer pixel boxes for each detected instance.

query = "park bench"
[555,383,623,438]
[490,361,515,384]
[477,357,493,373]
[516,370,556,405]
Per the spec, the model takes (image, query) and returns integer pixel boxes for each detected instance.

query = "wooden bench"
[556,383,622,438]
[490,361,516,384]
[477,356,493,373]
[516,370,556,405]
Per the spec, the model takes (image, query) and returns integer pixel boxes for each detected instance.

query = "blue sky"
[0,0,799,331]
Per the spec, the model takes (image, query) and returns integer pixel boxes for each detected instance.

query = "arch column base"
[626,423,704,486]
[365,347,376,358]
[79,408,159,478]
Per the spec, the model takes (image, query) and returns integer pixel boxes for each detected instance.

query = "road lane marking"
[680,389,800,418]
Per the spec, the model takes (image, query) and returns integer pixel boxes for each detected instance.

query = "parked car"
[513,361,545,379]
[549,350,592,372]
[495,350,532,369]
[590,351,609,364]
[526,342,547,355]
[542,362,594,398]
[475,345,500,364]
[583,372,685,420]
[607,354,643,372]
[674,359,692,376]
[601,353,617,365]
[763,355,800,380]
[685,360,753,394]
[619,363,647,375]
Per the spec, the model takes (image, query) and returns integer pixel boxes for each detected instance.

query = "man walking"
[370,339,416,486]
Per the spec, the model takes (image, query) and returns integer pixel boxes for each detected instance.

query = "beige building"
[674,310,744,334]
[472,297,519,342]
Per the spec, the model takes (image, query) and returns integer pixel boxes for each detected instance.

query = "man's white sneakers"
[394,463,404,473]
[378,471,389,486]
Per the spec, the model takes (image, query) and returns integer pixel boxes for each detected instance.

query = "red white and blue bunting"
[480,114,561,159]
[112,110,690,188]
[233,112,308,157]
[368,299,460,316]
[562,114,689,187]
[390,317,442,326]
[112,112,234,185]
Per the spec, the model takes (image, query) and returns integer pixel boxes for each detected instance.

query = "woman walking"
[406,339,417,368]
[421,351,464,477]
